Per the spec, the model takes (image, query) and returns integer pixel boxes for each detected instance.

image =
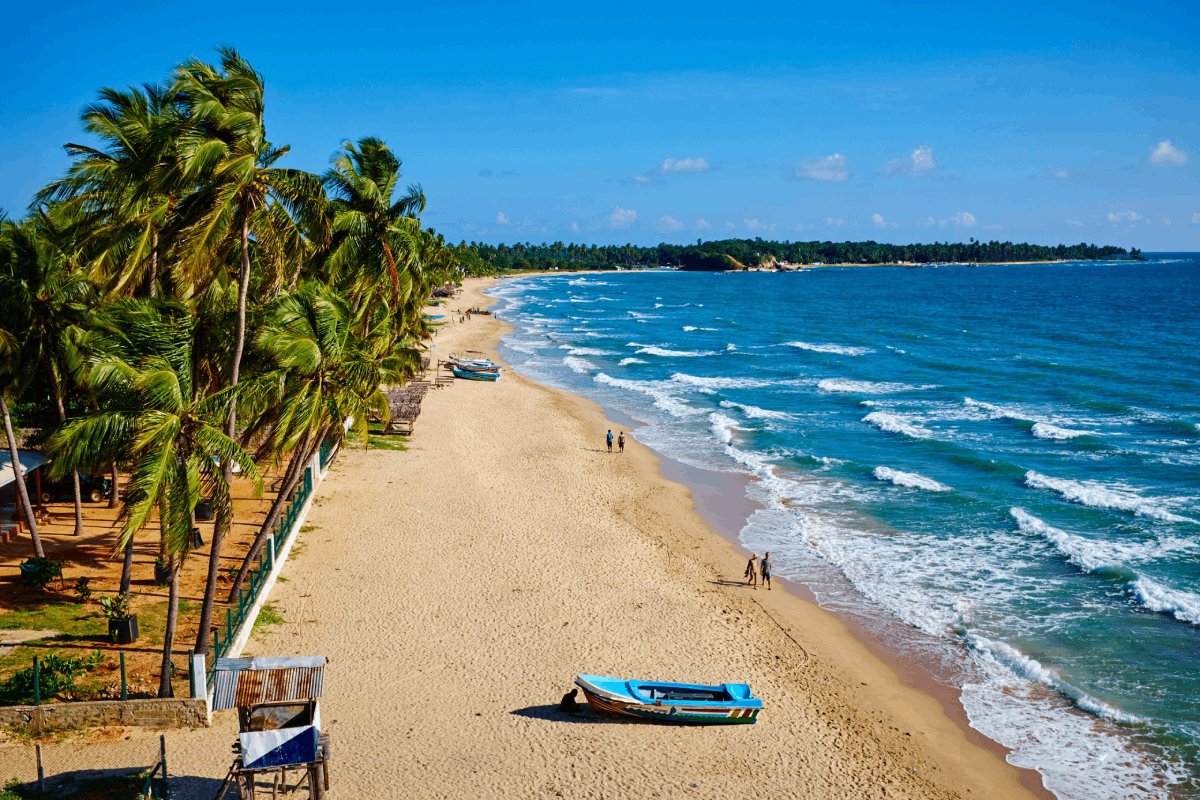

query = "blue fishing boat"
[452,366,500,382]
[574,674,761,724]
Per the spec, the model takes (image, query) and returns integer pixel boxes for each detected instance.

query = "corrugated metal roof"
[211,656,326,711]
[0,450,49,491]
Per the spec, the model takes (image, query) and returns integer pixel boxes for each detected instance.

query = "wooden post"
[34,466,43,511]
[120,652,127,701]
[36,743,44,793]
[188,648,195,698]
[160,734,167,782]
[33,657,40,705]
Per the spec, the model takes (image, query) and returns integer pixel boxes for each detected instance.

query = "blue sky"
[2,0,1198,249]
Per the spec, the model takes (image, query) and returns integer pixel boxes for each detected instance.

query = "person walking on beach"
[760,551,772,590]
[618,431,625,452]
[606,430,613,452]
[745,553,758,589]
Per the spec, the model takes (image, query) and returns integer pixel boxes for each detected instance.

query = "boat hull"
[575,675,761,724]
[451,367,500,381]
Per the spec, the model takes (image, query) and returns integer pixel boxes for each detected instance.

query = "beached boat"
[451,366,500,381]
[450,361,500,374]
[448,356,493,368]
[574,674,761,724]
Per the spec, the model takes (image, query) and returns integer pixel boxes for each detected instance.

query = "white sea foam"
[819,378,932,394]
[709,412,740,445]
[968,635,1147,725]
[873,467,952,492]
[670,373,773,390]
[628,311,662,319]
[785,341,874,356]
[1024,471,1196,524]
[562,357,597,373]
[720,400,795,420]
[635,345,717,358]
[1032,422,1097,440]
[1129,576,1200,625]
[559,346,619,356]
[618,358,647,366]
[862,411,935,439]
[726,343,737,351]
[1010,508,1146,573]
[683,326,698,331]
[594,373,702,418]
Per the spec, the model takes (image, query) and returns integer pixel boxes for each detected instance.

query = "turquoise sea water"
[489,255,1200,799]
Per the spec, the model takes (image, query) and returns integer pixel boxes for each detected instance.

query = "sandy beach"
[0,277,1048,799]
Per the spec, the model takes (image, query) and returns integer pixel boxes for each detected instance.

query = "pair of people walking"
[744,552,771,590]
[606,430,625,453]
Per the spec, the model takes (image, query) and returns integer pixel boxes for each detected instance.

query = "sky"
[1,0,1198,250]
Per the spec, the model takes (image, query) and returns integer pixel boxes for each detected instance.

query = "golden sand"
[0,277,1045,799]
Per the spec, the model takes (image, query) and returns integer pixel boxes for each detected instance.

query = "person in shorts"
[606,430,613,452]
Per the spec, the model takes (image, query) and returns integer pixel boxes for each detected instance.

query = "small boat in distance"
[451,366,500,381]
[574,674,761,724]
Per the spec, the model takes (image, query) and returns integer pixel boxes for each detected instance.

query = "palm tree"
[322,137,424,309]
[170,48,326,655]
[222,282,396,604]
[0,213,94,536]
[47,299,261,696]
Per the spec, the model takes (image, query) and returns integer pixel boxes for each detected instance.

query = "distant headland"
[457,238,1141,273]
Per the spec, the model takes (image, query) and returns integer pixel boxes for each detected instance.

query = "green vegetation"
[17,558,63,590]
[251,604,285,635]
[0,47,460,700]
[0,651,103,705]
[453,237,1132,273]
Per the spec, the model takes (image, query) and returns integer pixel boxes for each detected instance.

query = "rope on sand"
[751,597,810,668]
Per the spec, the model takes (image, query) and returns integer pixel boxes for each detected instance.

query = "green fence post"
[32,656,40,706]
[120,652,127,701]
[267,535,275,570]
[226,608,233,642]
[188,647,195,698]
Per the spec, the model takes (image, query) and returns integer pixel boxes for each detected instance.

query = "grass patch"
[251,604,285,636]
[368,435,409,452]
[299,525,317,533]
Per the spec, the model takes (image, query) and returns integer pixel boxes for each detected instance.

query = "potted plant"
[154,557,171,586]
[100,593,138,644]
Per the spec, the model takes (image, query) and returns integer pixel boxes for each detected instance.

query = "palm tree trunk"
[195,217,252,655]
[46,360,84,536]
[225,432,321,603]
[158,561,179,698]
[381,241,401,306]
[147,229,158,299]
[108,460,120,508]
[119,534,134,595]
[1,394,43,557]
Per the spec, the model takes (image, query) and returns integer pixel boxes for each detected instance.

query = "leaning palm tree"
[321,137,424,309]
[221,282,395,605]
[0,213,95,536]
[171,48,326,641]
[46,299,261,696]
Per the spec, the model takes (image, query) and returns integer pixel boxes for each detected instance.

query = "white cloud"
[917,216,936,228]
[609,206,637,228]
[633,175,651,184]
[662,157,711,173]
[570,222,580,232]
[695,218,711,230]
[881,145,938,177]
[1191,212,1200,224]
[951,211,977,228]
[826,217,846,227]
[795,153,851,182]
[725,221,736,229]
[870,213,899,229]
[1107,211,1141,223]
[659,215,684,232]
[1149,140,1188,166]
[496,211,510,225]
[745,218,775,231]
[1052,169,1069,178]
[1066,219,1083,226]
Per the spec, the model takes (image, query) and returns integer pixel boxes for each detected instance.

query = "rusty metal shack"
[212,656,330,800]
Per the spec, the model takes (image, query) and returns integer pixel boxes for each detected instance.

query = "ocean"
[487,254,1200,799]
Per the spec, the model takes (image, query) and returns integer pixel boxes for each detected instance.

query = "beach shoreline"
[0,275,1051,799]
[480,276,1053,800]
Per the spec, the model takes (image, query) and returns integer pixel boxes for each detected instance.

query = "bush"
[99,593,131,621]
[18,558,62,589]
[0,651,103,705]
[74,576,92,603]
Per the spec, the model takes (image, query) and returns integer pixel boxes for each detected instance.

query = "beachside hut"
[0,450,49,540]
[212,656,331,799]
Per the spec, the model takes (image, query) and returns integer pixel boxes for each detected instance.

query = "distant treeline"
[456,238,1135,274]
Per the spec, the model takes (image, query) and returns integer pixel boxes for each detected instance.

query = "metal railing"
[207,462,316,687]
